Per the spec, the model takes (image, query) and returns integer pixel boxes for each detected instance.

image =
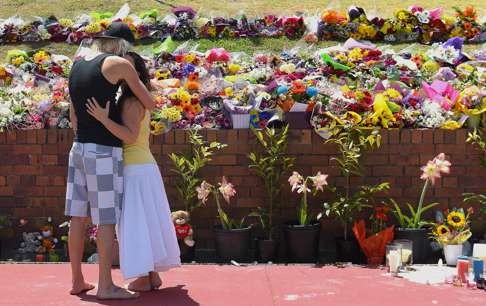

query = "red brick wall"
[1,129,485,248]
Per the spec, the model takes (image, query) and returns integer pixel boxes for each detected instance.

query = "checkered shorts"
[65,142,123,225]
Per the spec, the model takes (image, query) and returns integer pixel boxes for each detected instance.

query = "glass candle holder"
[394,239,413,266]
[386,244,402,275]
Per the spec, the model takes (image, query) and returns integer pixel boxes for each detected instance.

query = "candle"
[387,250,401,274]
[472,258,484,282]
[457,259,469,284]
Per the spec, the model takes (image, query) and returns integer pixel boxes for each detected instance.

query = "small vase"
[443,244,463,266]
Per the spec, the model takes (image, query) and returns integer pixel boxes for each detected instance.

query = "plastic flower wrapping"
[0,5,484,45]
[1,35,485,133]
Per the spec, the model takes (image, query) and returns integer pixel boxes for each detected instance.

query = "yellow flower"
[358,24,376,38]
[447,211,466,229]
[384,88,402,100]
[59,18,74,28]
[207,26,217,37]
[422,60,440,74]
[348,48,363,62]
[85,22,102,34]
[224,87,234,97]
[442,15,456,26]
[11,56,25,66]
[450,27,463,37]
[228,64,241,75]
[395,10,409,21]
[336,53,348,63]
[33,50,50,64]
[441,120,463,130]
[183,53,196,63]
[436,225,450,236]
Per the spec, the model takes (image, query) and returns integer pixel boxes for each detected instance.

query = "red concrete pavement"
[0,263,485,306]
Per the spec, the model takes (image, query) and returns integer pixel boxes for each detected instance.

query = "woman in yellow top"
[86,52,180,292]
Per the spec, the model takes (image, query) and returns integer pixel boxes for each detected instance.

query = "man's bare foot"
[149,272,162,289]
[128,276,152,292]
[97,286,139,300]
[70,282,95,295]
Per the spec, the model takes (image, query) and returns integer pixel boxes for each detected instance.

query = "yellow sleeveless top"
[123,110,156,165]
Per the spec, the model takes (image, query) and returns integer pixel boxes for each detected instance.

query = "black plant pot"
[335,237,363,263]
[257,239,278,263]
[284,223,320,263]
[395,228,429,264]
[178,240,196,262]
[214,226,251,263]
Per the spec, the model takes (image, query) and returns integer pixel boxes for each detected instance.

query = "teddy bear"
[185,72,200,92]
[18,232,42,254]
[171,210,195,247]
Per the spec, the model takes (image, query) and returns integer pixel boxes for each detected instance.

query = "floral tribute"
[0,5,484,45]
[431,207,473,245]
[0,34,484,132]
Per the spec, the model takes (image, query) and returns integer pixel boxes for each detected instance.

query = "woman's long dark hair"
[118,51,152,108]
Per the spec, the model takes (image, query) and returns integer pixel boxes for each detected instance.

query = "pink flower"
[218,176,236,203]
[433,153,451,174]
[310,171,328,191]
[196,181,212,204]
[288,171,303,191]
[420,161,441,185]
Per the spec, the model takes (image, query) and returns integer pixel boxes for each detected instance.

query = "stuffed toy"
[171,210,195,247]
[185,72,200,91]
[18,232,42,254]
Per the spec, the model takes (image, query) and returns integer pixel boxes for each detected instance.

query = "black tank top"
[69,53,122,147]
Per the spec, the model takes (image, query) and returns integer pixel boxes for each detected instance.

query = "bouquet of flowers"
[431,208,473,245]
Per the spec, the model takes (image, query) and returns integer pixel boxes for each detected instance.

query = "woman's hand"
[86,97,110,124]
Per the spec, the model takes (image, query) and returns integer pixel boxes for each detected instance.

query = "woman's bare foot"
[97,285,139,300]
[70,281,95,295]
[149,272,162,289]
[128,276,152,292]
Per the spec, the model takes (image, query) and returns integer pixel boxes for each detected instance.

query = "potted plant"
[322,123,386,263]
[387,153,451,264]
[248,125,294,262]
[430,208,473,266]
[0,215,13,258]
[286,171,329,263]
[197,177,251,262]
[352,207,395,266]
[169,128,227,261]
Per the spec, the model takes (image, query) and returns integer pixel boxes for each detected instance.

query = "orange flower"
[463,22,472,30]
[463,6,476,19]
[291,80,306,94]
[321,10,347,24]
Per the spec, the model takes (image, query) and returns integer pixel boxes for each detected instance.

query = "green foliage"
[464,193,486,214]
[322,124,385,239]
[169,129,227,212]
[248,125,294,239]
[466,129,486,167]
[0,215,12,230]
[323,182,390,239]
[387,198,439,229]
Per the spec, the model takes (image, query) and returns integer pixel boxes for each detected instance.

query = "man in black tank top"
[65,22,145,300]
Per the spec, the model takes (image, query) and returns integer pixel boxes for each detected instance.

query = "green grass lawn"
[0,0,484,58]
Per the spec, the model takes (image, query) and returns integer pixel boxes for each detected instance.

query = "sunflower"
[447,211,466,229]
[436,225,450,236]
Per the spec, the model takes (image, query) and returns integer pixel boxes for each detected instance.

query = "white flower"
[218,176,236,203]
[196,181,212,204]
[296,184,311,194]
[310,171,328,191]
[288,171,303,191]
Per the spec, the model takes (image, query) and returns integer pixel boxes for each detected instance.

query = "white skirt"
[118,164,181,279]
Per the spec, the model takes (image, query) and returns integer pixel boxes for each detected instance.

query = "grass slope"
[0,0,484,58]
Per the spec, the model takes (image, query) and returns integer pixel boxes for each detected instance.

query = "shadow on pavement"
[78,285,199,306]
